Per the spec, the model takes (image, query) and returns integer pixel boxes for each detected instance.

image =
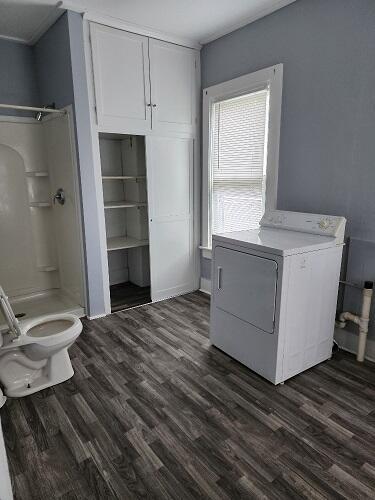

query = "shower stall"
[0,106,86,328]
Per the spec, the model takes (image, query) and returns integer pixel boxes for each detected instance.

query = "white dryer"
[210,210,346,384]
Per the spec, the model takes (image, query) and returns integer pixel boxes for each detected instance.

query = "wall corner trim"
[200,278,211,295]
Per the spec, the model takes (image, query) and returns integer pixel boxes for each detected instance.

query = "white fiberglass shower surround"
[0,107,85,327]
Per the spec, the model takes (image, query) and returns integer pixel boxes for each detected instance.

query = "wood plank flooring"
[2,291,375,499]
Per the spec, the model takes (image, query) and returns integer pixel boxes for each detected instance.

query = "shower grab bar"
[0,286,21,338]
[0,103,66,115]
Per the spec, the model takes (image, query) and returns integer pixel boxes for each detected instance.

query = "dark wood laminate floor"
[2,292,375,499]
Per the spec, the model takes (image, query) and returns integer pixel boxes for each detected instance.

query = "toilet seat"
[21,313,82,345]
[1,313,82,349]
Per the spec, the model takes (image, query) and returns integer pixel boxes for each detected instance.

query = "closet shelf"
[102,175,146,181]
[26,171,49,177]
[104,200,147,209]
[107,236,149,252]
[29,202,52,208]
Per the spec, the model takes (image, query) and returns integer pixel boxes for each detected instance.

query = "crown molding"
[0,1,64,46]
[28,1,65,45]
[0,0,296,49]
[200,0,297,44]
[60,1,201,50]
[0,34,28,45]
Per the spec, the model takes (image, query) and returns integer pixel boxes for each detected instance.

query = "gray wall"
[0,39,39,115]
[34,13,74,108]
[201,0,375,337]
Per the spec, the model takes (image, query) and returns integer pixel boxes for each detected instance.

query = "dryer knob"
[319,219,329,229]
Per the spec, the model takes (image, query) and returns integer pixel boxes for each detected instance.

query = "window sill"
[199,246,212,259]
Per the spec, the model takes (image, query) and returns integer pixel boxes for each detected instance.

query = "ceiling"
[0,0,296,46]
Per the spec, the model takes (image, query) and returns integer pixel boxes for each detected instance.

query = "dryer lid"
[213,210,346,256]
[213,228,340,256]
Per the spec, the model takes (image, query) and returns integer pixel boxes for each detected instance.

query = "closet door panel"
[149,39,197,135]
[90,23,151,134]
[146,136,196,301]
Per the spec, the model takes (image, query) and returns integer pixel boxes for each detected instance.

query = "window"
[201,65,283,257]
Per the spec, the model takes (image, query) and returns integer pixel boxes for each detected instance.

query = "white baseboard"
[0,417,13,500]
[87,313,107,320]
[200,278,211,295]
[334,328,375,362]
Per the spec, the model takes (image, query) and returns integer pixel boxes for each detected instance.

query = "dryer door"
[214,246,278,334]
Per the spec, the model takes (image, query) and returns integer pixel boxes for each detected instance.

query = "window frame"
[201,64,283,259]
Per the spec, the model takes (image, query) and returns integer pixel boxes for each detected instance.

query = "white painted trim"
[83,19,112,316]
[61,1,200,50]
[201,64,283,250]
[0,418,13,500]
[199,246,212,260]
[0,2,64,46]
[87,313,107,320]
[28,3,65,45]
[201,0,297,44]
[0,33,29,45]
[200,278,211,295]
[64,105,89,314]
[334,328,375,363]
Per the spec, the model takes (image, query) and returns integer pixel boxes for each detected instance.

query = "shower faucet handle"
[53,188,65,205]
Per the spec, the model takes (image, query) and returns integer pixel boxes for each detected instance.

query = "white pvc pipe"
[357,288,373,362]
[336,283,373,362]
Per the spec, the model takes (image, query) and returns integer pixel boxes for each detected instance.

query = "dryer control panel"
[260,210,346,243]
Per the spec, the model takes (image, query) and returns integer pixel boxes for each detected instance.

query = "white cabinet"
[90,23,197,136]
[149,39,197,135]
[146,136,196,301]
[90,24,151,134]
[87,23,199,312]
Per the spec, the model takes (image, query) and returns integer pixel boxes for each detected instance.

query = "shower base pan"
[0,290,84,332]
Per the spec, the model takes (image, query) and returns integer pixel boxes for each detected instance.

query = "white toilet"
[0,286,82,405]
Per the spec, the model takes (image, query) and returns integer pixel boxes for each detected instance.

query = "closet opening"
[99,133,151,312]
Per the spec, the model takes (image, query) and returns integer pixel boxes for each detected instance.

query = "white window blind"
[211,88,269,235]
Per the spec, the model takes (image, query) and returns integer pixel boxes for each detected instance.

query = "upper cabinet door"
[90,24,151,135]
[149,39,197,136]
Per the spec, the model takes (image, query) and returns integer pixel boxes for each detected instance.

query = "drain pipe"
[336,281,373,362]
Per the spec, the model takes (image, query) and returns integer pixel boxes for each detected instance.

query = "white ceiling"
[0,0,296,46]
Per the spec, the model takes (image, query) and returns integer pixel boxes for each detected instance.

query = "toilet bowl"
[0,287,82,400]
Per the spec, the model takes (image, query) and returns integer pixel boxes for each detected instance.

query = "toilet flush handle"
[53,188,65,205]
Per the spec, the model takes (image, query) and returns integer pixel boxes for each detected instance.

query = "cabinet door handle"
[146,103,151,107]
[217,266,222,290]
[152,104,157,108]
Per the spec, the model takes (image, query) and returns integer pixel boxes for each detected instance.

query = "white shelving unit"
[99,133,151,308]
[102,175,146,181]
[104,200,147,209]
[107,236,149,251]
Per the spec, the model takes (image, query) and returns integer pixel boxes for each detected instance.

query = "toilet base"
[1,349,74,398]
